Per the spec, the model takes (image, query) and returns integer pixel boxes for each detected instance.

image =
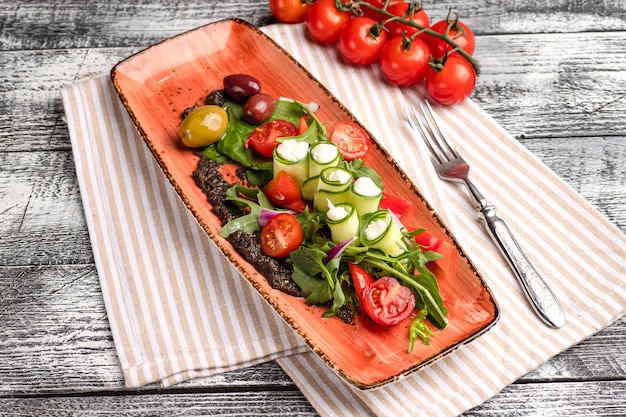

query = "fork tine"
[418,100,461,162]
[404,101,447,165]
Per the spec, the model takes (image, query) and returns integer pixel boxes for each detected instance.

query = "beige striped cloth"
[61,22,626,416]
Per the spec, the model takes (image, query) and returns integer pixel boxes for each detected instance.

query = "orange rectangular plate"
[111,18,499,390]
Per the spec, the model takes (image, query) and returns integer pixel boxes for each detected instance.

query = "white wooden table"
[1,0,625,414]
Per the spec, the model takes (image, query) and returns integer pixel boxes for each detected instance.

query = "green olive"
[178,105,228,148]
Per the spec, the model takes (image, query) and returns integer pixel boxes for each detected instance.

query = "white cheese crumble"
[364,218,389,241]
[353,177,381,197]
[326,168,352,184]
[311,143,338,164]
[276,139,309,162]
[326,200,349,221]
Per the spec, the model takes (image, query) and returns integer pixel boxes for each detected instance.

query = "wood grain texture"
[1,0,625,415]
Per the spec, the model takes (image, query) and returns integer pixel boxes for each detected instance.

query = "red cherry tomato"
[305,0,351,44]
[269,0,312,24]
[348,262,375,304]
[329,121,371,160]
[385,1,430,38]
[379,36,431,86]
[360,0,399,21]
[260,213,303,258]
[263,171,308,212]
[338,17,388,66]
[414,232,455,274]
[245,120,296,158]
[361,276,416,325]
[426,19,475,59]
[425,55,476,105]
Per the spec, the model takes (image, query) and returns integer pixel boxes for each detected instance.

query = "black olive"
[223,74,261,102]
[242,93,275,125]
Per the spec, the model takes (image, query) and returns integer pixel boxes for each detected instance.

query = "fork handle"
[480,205,566,328]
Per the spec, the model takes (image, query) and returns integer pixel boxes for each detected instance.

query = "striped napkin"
[61,22,626,416]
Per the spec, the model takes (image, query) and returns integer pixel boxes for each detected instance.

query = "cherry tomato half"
[245,120,296,158]
[425,55,476,105]
[329,121,371,160]
[269,0,312,24]
[260,213,303,258]
[385,1,430,38]
[338,16,388,66]
[305,0,351,44]
[426,19,475,59]
[361,276,416,325]
[263,170,308,212]
[379,36,431,87]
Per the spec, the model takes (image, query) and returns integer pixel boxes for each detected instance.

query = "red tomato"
[348,262,375,304]
[329,121,371,160]
[414,232,455,274]
[269,0,312,24]
[245,120,296,158]
[379,36,430,86]
[305,0,351,44]
[263,170,308,212]
[426,19,475,59]
[260,213,303,258]
[360,0,399,21]
[425,55,476,105]
[361,277,416,325]
[338,17,388,65]
[385,1,430,38]
[379,191,412,215]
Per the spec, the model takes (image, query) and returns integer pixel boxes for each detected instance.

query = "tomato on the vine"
[425,55,476,105]
[361,276,416,325]
[269,0,312,24]
[329,121,371,160]
[379,36,430,87]
[385,1,430,38]
[245,120,296,158]
[260,213,303,258]
[359,0,399,22]
[426,19,475,59]
[263,170,308,212]
[305,0,351,44]
[338,16,388,65]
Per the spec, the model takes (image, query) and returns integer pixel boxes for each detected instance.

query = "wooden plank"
[2,32,626,152]
[3,380,626,416]
[1,0,625,52]
[1,263,624,394]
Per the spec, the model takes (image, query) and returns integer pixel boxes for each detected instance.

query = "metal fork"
[405,100,565,328]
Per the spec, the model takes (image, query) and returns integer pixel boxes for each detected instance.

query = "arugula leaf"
[217,107,273,171]
[218,184,273,238]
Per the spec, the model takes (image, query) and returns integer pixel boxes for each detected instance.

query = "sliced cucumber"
[359,210,406,256]
[300,175,319,202]
[308,142,340,177]
[349,176,383,218]
[325,202,360,243]
[273,139,309,187]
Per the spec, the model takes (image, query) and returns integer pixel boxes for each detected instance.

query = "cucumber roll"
[359,209,406,256]
[273,139,309,187]
[308,142,340,177]
[314,167,353,212]
[349,176,383,218]
[325,201,359,243]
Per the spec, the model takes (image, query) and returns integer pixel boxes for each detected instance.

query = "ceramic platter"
[111,18,499,390]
